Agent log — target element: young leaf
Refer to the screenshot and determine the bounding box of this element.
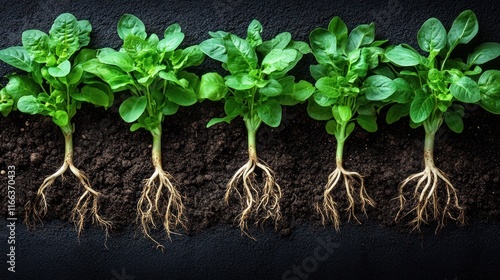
[259,79,283,97]
[256,100,282,128]
[165,87,197,106]
[410,90,434,123]
[119,95,147,123]
[328,16,348,48]
[450,76,480,103]
[338,105,352,122]
[49,13,80,60]
[362,75,396,100]
[447,10,478,48]
[310,28,337,64]
[467,42,500,65]
[48,60,71,77]
[247,19,263,47]
[307,98,333,120]
[71,85,110,107]
[261,49,298,74]
[257,32,291,54]
[357,114,377,132]
[118,14,147,40]
[385,45,422,66]
[97,51,134,72]
[225,34,258,74]
[346,23,375,53]
[17,95,42,114]
[22,30,50,63]
[417,18,447,53]
[199,72,227,101]
[0,46,34,72]
[444,110,464,133]
[199,38,227,63]
[51,110,69,127]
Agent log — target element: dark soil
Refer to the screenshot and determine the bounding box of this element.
[1,98,499,238]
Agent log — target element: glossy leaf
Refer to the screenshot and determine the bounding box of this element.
[0,46,34,72]
[385,45,422,66]
[257,99,282,127]
[447,10,478,48]
[119,95,147,123]
[362,75,396,100]
[199,72,227,101]
[417,18,447,53]
[467,42,500,65]
[117,14,147,40]
[450,76,480,103]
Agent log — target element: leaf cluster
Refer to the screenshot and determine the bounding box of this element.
[82,14,204,132]
[198,20,315,129]
[385,10,500,133]
[306,16,396,139]
[0,13,112,127]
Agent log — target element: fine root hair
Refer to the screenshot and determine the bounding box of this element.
[137,167,185,249]
[225,157,282,237]
[316,165,375,230]
[396,164,464,231]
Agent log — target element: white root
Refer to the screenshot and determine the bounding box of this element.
[396,164,464,231]
[137,166,185,249]
[28,160,110,236]
[317,164,375,230]
[225,157,282,236]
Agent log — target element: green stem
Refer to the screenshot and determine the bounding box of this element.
[245,118,260,161]
[422,116,442,167]
[335,122,347,167]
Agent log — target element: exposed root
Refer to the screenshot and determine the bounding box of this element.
[69,164,111,236]
[137,166,185,249]
[396,164,464,231]
[31,162,69,220]
[316,165,375,230]
[27,161,110,236]
[225,157,282,236]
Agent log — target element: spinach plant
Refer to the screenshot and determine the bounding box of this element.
[0,13,112,234]
[199,20,314,233]
[384,10,500,229]
[307,17,396,229]
[82,14,204,247]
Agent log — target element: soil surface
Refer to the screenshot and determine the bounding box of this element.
[0,0,499,240]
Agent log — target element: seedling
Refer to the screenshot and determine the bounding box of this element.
[307,16,396,229]
[0,13,113,234]
[83,14,204,247]
[385,10,500,230]
[199,20,314,234]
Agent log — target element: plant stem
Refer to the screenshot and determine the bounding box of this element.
[335,122,347,167]
[245,118,261,161]
[422,116,442,166]
[61,124,74,164]
[151,125,163,168]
